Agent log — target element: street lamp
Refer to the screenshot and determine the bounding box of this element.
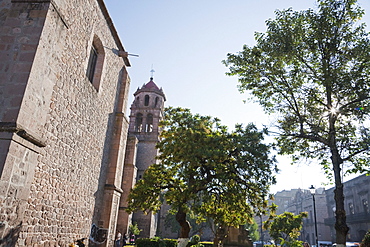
[309,185,319,247]
[259,213,264,247]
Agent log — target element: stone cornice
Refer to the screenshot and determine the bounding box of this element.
[104,183,123,194]
[0,122,46,147]
[96,0,131,67]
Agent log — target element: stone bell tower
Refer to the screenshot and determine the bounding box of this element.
[117,77,166,238]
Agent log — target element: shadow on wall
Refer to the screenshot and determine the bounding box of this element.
[90,67,128,242]
[0,222,22,246]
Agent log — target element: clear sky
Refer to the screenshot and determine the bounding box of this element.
[105,0,370,193]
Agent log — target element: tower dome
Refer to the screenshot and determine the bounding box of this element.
[133,77,166,101]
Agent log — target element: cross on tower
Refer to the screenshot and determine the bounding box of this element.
[150,65,155,80]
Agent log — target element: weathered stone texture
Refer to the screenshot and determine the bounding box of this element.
[0,1,49,124]
[135,141,158,179]
[0,133,40,246]
[116,136,137,235]
[0,0,130,246]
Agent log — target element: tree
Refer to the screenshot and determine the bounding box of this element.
[126,107,277,247]
[223,0,370,245]
[265,212,307,247]
[163,210,209,236]
[245,218,260,242]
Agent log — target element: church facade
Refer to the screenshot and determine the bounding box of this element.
[0,0,131,246]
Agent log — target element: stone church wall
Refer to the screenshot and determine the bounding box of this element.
[0,0,130,246]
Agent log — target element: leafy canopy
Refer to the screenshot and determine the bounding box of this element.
[223,0,370,175]
[223,0,370,244]
[127,107,277,229]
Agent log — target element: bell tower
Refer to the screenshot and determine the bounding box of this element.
[117,77,166,238]
[129,77,165,164]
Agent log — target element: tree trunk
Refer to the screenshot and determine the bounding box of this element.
[334,183,348,246]
[213,225,227,247]
[175,207,190,238]
[331,144,349,246]
[327,103,349,246]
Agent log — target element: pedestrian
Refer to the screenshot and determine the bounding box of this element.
[130,234,135,244]
[122,233,127,246]
[115,231,122,247]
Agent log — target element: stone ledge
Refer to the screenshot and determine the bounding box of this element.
[0,122,46,147]
[104,183,123,194]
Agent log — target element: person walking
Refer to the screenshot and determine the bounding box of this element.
[122,233,127,246]
[115,231,122,247]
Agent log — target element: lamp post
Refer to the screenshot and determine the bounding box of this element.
[309,185,319,247]
[259,213,264,247]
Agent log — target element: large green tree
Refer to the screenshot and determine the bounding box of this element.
[126,107,277,246]
[223,0,370,245]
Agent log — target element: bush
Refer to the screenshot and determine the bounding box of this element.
[361,230,370,247]
[199,242,213,247]
[135,238,177,247]
[163,239,177,247]
[136,238,158,247]
[187,235,203,247]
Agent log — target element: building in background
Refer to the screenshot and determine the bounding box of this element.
[0,0,131,246]
[261,174,370,246]
[325,174,370,243]
[263,189,331,245]
[284,188,331,245]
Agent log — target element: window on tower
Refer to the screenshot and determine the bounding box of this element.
[154,97,159,107]
[144,95,150,106]
[135,113,143,132]
[145,114,153,132]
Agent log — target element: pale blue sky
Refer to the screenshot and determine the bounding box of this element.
[105,0,370,193]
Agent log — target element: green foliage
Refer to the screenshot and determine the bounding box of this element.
[265,212,307,247]
[135,238,177,247]
[224,0,370,176]
[127,107,277,236]
[129,223,142,236]
[187,235,204,247]
[224,0,370,244]
[246,218,260,242]
[163,239,178,247]
[135,238,158,247]
[200,242,213,247]
[361,230,370,247]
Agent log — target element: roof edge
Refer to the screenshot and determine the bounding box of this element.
[97,0,131,67]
